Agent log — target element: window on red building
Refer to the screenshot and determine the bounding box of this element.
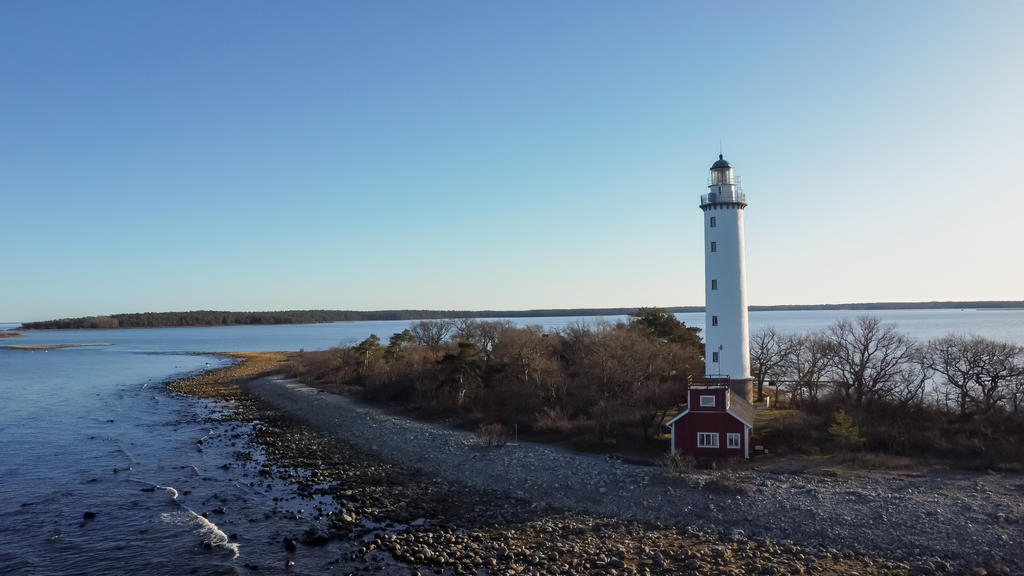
[727,433,741,448]
[697,432,719,448]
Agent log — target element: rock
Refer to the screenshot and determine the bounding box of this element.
[284,538,297,552]
[82,511,96,520]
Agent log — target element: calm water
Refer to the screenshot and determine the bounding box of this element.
[1,308,1022,575]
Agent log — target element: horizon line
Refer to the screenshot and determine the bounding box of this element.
[8,299,1024,325]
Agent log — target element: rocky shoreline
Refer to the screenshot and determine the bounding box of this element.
[169,356,1021,575]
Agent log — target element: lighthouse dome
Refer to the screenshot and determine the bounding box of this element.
[711,154,732,170]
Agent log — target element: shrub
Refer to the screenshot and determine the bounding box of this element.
[658,453,696,475]
[475,423,508,447]
[828,409,865,453]
[535,407,574,433]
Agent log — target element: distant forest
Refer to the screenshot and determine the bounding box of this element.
[17,300,1024,330]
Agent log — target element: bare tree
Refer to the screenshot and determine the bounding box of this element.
[924,335,1023,417]
[750,327,801,402]
[451,317,478,343]
[452,319,514,360]
[489,326,555,395]
[409,319,454,349]
[573,323,685,441]
[783,333,830,407]
[890,349,929,410]
[924,334,985,416]
[976,340,1023,415]
[1009,373,1024,417]
[823,316,916,408]
[560,319,601,366]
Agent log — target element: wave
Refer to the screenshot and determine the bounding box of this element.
[136,480,180,500]
[144,482,236,558]
[157,485,178,500]
[160,510,239,559]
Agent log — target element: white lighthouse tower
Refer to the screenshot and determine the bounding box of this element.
[701,154,752,402]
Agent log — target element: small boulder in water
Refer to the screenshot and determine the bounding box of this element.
[283,537,297,552]
[83,511,96,520]
[301,528,330,546]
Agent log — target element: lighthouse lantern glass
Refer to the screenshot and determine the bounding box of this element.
[711,167,733,186]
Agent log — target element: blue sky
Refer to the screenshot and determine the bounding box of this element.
[2,1,1022,322]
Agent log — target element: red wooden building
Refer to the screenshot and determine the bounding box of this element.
[666,378,755,459]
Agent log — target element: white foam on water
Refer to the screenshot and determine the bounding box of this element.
[160,510,239,559]
[157,485,178,499]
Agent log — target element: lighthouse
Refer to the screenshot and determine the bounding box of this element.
[701,154,752,402]
[665,154,755,458]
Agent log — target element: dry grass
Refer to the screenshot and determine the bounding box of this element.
[754,407,806,429]
[166,351,292,398]
[0,332,22,338]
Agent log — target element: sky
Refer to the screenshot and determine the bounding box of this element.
[2,1,1022,322]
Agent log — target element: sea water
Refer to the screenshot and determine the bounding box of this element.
[0,346,350,575]
[1,309,1022,574]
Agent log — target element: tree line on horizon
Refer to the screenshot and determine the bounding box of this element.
[19,309,649,329]
[17,300,1024,330]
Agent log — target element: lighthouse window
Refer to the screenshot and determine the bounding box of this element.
[710,217,717,228]
[727,433,741,449]
[697,432,719,448]
[711,279,718,290]
[700,395,716,407]
[712,351,719,362]
[710,241,717,252]
[712,315,718,326]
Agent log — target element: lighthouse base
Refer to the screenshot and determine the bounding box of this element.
[731,378,753,404]
[702,376,753,404]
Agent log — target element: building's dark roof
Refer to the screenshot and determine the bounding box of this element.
[711,154,732,170]
[728,391,756,427]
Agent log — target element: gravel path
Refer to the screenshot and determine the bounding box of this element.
[245,376,1023,571]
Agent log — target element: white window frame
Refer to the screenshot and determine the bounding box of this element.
[699,395,716,407]
[697,432,719,448]
[727,433,741,449]
[712,351,719,362]
[710,216,717,228]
